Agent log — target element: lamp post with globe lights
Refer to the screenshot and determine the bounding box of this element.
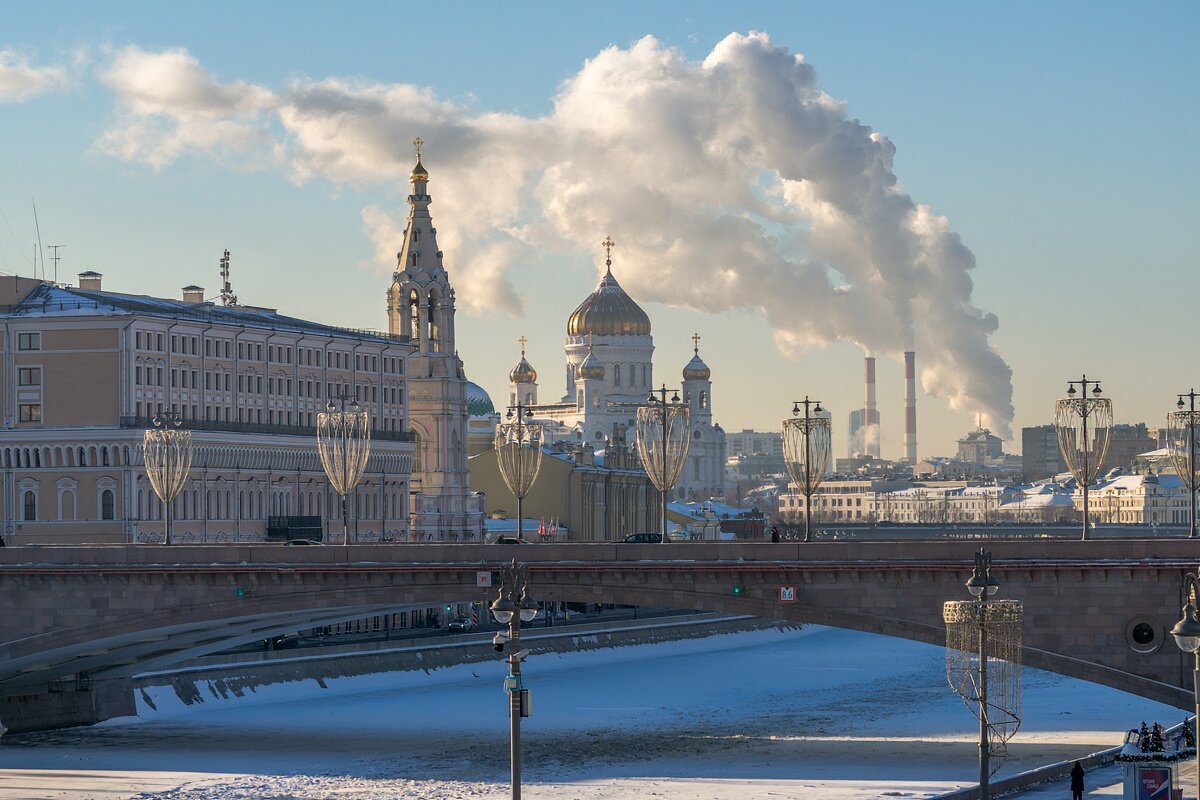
[143,411,193,545]
[316,392,371,545]
[944,548,1023,800]
[782,397,832,542]
[1054,376,1112,540]
[491,560,539,800]
[636,384,690,544]
[1169,389,1200,539]
[1172,571,1200,792]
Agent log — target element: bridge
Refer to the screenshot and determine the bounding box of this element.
[1,539,1197,732]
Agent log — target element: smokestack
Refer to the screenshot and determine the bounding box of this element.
[904,351,917,464]
[864,355,879,457]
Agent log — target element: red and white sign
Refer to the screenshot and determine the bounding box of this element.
[779,586,796,603]
[476,571,493,588]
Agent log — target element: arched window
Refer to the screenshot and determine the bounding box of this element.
[408,290,420,340]
[413,229,420,242]
[410,252,418,267]
[23,491,36,521]
[614,364,621,387]
[101,490,115,520]
[700,390,708,410]
[427,293,439,348]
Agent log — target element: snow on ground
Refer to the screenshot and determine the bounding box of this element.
[0,627,1186,800]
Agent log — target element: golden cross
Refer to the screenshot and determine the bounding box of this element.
[413,137,424,160]
[602,235,615,265]
[518,335,527,355]
[692,332,701,354]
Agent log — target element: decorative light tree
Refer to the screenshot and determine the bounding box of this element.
[1054,376,1112,540]
[636,385,691,544]
[495,403,544,541]
[782,397,831,542]
[944,548,1023,800]
[143,411,193,545]
[1168,389,1200,539]
[316,393,371,545]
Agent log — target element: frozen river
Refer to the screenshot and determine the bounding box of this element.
[0,626,1184,799]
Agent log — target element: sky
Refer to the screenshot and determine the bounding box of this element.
[0,2,1196,459]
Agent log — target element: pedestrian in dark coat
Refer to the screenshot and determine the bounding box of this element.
[770,526,781,543]
[1070,761,1084,800]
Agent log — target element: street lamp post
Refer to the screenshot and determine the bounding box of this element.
[1169,390,1200,539]
[636,385,691,544]
[491,560,539,800]
[1171,571,1200,794]
[495,403,544,541]
[143,411,193,545]
[944,548,1023,799]
[1054,376,1113,540]
[316,392,371,545]
[782,397,832,542]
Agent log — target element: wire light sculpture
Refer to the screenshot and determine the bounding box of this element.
[782,397,832,542]
[1168,390,1200,539]
[1054,375,1112,540]
[636,385,691,544]
[944,548,1023,798]
[317,394,371,545]
[143,411,193,546]
[495,404,544,541]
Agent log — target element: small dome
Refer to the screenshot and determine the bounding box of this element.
[579,349,606,380]
[567,267,651,337]
[683,353,710,381]
[509,355,537,384]
[466,381,495,417]
[410,159,429,182]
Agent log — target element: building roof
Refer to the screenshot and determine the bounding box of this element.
[566,267,651,337]
[3,282,408,344]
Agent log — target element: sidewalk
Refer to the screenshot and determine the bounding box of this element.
[1010,759,1197,799]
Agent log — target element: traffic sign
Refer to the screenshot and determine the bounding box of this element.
[779,586,796,603]
[477,571,493,587]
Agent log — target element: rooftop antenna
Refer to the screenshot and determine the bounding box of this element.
[32,199,44,280]
[48,244,64,284]
[219,249,238,306]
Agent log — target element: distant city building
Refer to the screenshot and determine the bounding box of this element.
[956,426,1004,464]
[1102,423,1156,475]
[1079,472,1188,526]
[1022,424,1066,482]
[727,429,782,459]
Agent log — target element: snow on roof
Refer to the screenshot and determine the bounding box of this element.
[5,283,406,344]
[667,499,758,519]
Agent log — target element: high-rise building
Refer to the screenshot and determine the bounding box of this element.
[1021,424,1065,482]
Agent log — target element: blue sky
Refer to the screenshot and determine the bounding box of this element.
[1,2,1197,459]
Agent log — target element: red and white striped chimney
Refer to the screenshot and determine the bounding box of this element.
[864,355,879,457]
[903,351,917,464]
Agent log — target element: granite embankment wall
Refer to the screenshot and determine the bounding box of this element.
[134,615,790,711]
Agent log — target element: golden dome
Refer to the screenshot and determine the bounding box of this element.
[579,348,606,380]
[683,353,711,381]
[567,267,651,337]
[410,159,429,182]
[509,354,537,384]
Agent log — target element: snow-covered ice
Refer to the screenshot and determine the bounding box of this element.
[0,626,1186,799]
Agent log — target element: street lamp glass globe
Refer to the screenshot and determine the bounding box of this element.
[491,595,517,624]
[1171,605,1200,654]
[519,594,539,622]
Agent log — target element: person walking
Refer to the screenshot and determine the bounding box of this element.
[770,526,781,543]
[1070,761,1085,800]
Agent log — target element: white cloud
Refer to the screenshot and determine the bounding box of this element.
[0,50,70,102]
[93,32,1014,435]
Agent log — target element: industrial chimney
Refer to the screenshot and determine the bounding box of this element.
[864,355,880,457]
[903,351,917,464]
[77,271,102,291]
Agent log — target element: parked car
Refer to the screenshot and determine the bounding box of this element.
[448,616,476,632]
[490,536,532,545]
[617,532,668,544]
[283,538,323,546]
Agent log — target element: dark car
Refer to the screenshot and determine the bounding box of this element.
[617,532,667,544]
[491,536,532,545]
[283,538,323,546]
[447,616,476,632]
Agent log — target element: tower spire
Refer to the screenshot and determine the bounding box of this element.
[519,335,528,357]
[692,332,701,355]
[602,235,615,272]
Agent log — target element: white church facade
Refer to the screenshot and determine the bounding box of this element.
[505,240,726,501]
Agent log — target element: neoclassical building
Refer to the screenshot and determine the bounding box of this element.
[504,242,726,501]
[0,275,415,544]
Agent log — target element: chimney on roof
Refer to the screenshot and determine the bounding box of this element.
[182,285,205,304]
[78,271,102,291]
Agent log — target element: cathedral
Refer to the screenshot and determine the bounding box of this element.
[385,141,485,540]
[506,239,726,501]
